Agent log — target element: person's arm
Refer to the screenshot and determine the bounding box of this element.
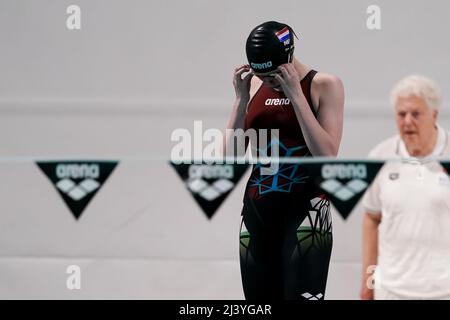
[275,64,344,156]
[223,66,260,158]
[360,211,382,300]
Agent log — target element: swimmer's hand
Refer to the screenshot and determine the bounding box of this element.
[233,65,254,101]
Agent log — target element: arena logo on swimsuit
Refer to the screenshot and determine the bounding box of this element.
[250,61,272,70]
[265,98,291,106]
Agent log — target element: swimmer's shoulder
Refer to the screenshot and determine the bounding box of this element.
[311,72,344,93]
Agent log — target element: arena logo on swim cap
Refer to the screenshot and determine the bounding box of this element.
[251,61,272,70]
[36,161,118,220]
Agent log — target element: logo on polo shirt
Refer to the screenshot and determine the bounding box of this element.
[170,162,249,219]
[36,161,118,220]
[389,172,399,180]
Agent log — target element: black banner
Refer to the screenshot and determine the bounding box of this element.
[301,160,385,219]
[36,160,118,220]
[170,161,249,219]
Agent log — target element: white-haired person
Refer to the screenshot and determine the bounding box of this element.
[360,75,450,300]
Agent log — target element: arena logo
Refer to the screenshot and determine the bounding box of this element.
[306,161,384,220]
[265,98,291,106]
[301,292,323,300]
[320,164,368,201]
[187,165,234,201]
[170,162,249,219]
[55,164,100,201]
[250,61,272,70]
[36,161,118,220]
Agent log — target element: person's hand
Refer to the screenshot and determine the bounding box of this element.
[233,65,253,101]
[274,63,303,102]
[360,284,374,300]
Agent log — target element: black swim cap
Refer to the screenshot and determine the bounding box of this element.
[246,21,295,74]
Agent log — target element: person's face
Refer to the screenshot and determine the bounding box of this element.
[395,95,438,151]
[253,70,282,90]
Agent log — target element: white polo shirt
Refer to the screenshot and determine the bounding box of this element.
[362,125,450,298]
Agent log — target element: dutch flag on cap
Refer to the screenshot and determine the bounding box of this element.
[275,27,290,42]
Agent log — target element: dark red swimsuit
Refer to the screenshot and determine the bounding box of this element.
[239,70,333,300]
